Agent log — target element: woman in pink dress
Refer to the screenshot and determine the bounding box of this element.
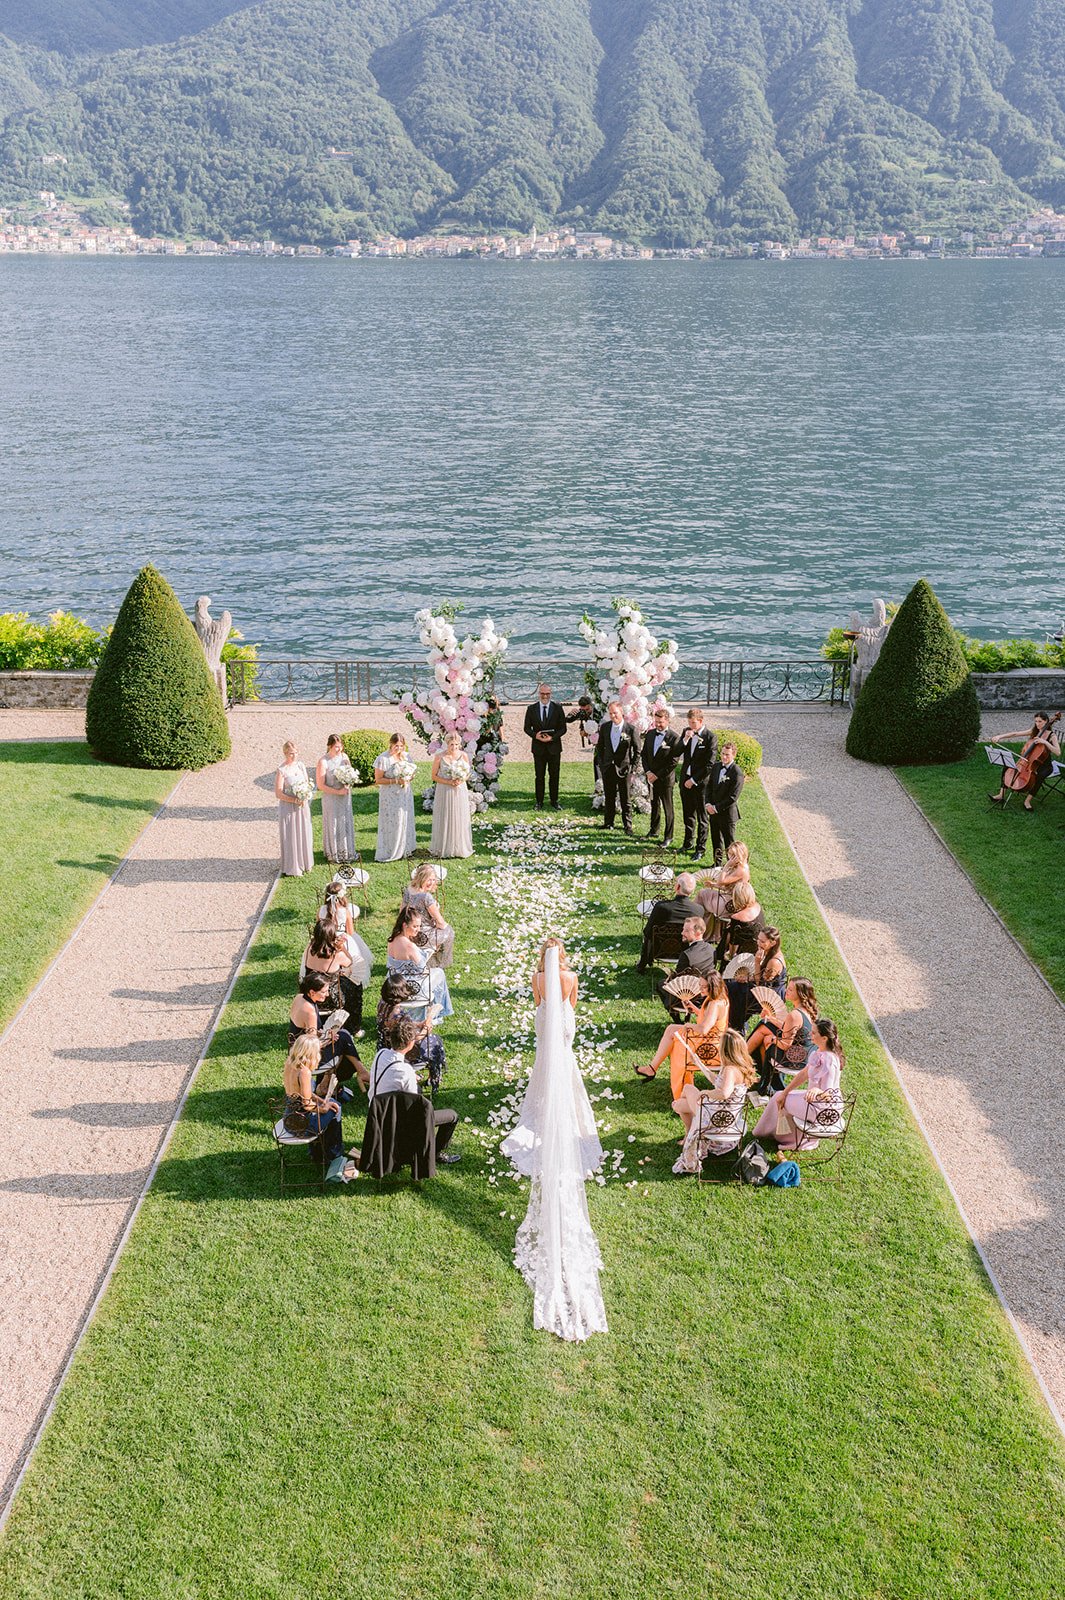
[753,1018,845,1150]
[275,740,314,877]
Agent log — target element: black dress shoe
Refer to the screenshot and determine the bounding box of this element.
[550,803,561,810]
[624,826,634,836]
[438,1150,462,1165]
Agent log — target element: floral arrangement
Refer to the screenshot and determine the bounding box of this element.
[396,603,509,813]
[289,775,314,805]
[384,755,418,784]
[577,599,680,812]
[333,756,360,788]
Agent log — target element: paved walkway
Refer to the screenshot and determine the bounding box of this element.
[1,700,1060,1512]
[751,707,1065,1424]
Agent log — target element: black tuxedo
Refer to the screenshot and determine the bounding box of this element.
[637,893,703,972]
[641,726,681,841]
[524,699,567,807]
[596,718,639,830]
[705,759,744,862]
[677,726,717,856]
[657,936,717,1020]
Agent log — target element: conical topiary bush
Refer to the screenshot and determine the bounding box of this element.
[86,565,231,769]
[846,578,980,765]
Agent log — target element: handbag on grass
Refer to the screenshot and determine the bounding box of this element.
[737,1140,770,1185]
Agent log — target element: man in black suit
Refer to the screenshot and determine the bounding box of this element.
[523,682,567,810]
[596,700,639,833]
[705,740,745,864]
[636,873,702,972]
[656,914,717,1020]
[640,704,681,842]
[677,708,717,859]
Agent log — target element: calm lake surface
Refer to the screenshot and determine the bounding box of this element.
[2,257,1063,661]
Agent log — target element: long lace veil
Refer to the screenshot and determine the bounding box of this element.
[513,946,608,1342]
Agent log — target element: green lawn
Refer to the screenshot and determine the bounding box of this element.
[2,763,1063,1600]
[896,749,1065,1000]
[0,740,176,1029]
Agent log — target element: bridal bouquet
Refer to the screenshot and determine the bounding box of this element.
[333,758,360,788]
[289,776,313,805]
[387,756,418,784]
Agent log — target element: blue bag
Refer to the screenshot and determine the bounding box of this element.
[767,1160,800,1187]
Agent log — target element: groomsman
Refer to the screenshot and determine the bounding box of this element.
[705,740,745,864]
[523,682,567,810]
[677,708,717,859]
[641,704,681,842]
[596,700,639,833]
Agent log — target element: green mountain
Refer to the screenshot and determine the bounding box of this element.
[1,0,1064,243]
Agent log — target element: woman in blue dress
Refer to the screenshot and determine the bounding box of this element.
[385,905,453,1020]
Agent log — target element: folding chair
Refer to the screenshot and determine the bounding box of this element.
[788,1093,856,1183]
[268,1097,327,1195]
[694,1094,750,1185]
[647,923,685,992]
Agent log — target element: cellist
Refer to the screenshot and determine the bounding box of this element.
[988,711,1062,812]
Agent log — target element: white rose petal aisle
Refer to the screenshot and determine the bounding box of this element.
[396,602,509,814]
[578,598,680,812]
[455,817,653,1216]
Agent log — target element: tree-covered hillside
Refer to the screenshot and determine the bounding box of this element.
[1,0,1063,243]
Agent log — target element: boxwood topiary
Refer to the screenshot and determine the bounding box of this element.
[846,578,980,765]
[340,729,393,784]
[712,729,762,775]
[86,565,231,770]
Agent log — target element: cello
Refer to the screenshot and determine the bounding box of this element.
[999,712,1062,797]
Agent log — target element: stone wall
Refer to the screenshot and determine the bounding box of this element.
[0,671,95,709]
[972,669,1065,711]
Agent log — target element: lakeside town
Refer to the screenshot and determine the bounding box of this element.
[2,193,1065,261]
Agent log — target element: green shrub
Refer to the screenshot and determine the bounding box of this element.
[86,565,231,770]
[712,729,762,775]
[221,630,260,700]
[340,729,392,785]
[846,578,980,765]
[960,636,1064,673]
[0,610,109,670]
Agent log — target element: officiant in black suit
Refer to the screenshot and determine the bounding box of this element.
[677,708,717,859]
[523,682,567,809]
[705,740,745,864]
[640,704,681,842]
[596,701,639,833]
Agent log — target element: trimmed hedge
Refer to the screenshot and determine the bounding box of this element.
[846,578,980,765]
[712,728,762,775]
[86,565,231,770]
[340,729,392,785]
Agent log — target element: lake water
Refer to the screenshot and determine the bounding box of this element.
[2,257,1063,662]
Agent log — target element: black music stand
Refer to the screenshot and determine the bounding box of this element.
[985,745,1019,807]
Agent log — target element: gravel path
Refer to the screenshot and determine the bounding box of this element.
[2,699,1059,1512]
[751,707,1065,1425]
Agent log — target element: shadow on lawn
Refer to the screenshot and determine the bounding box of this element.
[69,789,167,815]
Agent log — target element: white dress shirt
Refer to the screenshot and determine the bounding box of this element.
[369,1048,419,1100]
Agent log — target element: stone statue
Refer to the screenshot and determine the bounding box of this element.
[850,599,890,701]
[193,595,232,704]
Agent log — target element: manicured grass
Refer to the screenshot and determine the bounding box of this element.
[0,740,175,1029]
[897,750,1065,999]
[2,764,1063,1599]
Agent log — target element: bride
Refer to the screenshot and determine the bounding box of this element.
[501,938,607,1342]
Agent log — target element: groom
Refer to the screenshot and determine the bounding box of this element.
[524,682,567,810]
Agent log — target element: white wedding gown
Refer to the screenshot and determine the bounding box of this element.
[501,949,607,1342]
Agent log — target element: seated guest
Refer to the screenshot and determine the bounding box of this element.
[301,918,363,1035]
[386,906,454,1019]
[402,863,455,969]
[289,972,368,1091]
[636,872,703,973]
[376,972,447,1094]
[658,915,717,1021]
[636,971,729,1097]
[695,841,751,937]
[321,876,374,988]
[726,925,787,1030]
[366,1015,460,1165]
[282,1035,354,1181]
[715,880,766,968]
[672,1029,758,1173]
[747,977,818,1098]
[753,1017,845,1149]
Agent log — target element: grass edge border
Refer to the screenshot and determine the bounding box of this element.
[891,766,1065,1013]
[0,867,282,1531]
[759,775,1065,1439]
[0,768,189,1051]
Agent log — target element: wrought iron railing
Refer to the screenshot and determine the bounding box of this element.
[227,656,849,707]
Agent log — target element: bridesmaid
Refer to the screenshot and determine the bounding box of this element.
[373,732,417,862]
[430,732,474,860]
[317,733,355,863]
[275,740,313,877]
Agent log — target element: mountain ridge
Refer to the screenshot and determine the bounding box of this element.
[1,0,1063,244]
